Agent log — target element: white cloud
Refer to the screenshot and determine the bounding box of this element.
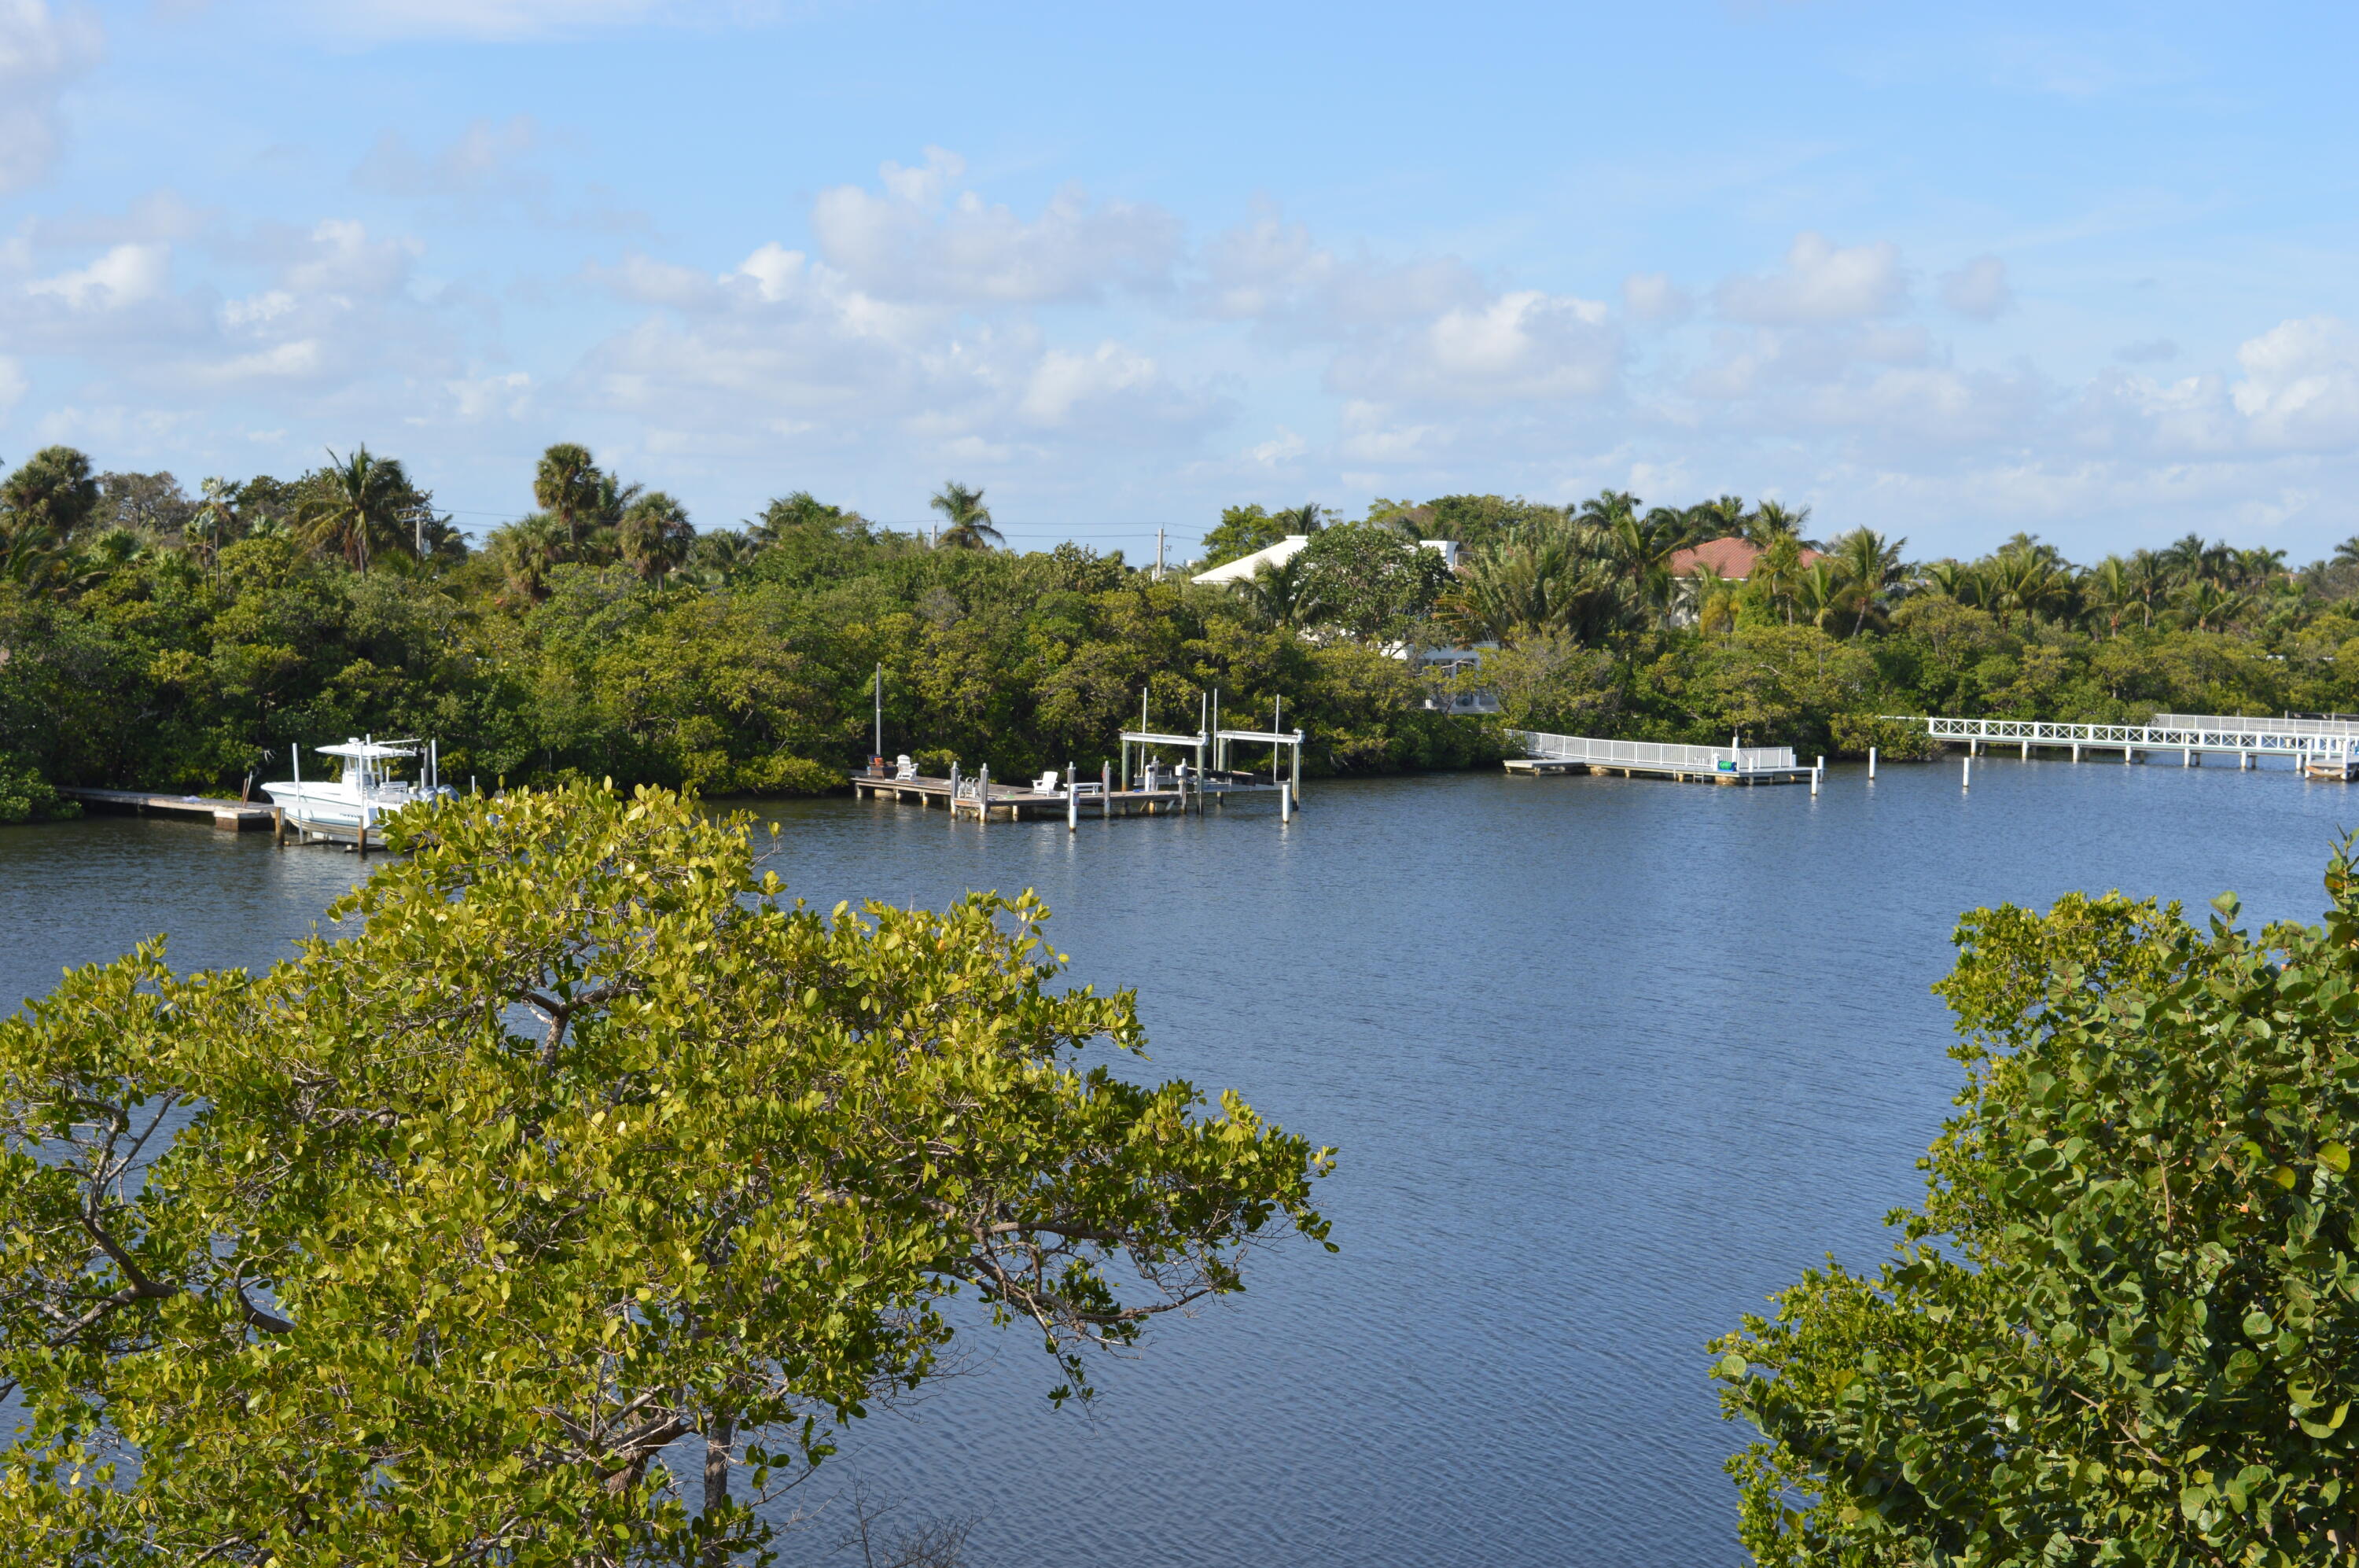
[1938,254,2011,319]
[1623,271,1691,323]
[0,0,101,195]
[443,370,533,420]
[278,218,421,296]
[1249,427,1306,466]
[1332,289,1618,405]
[810,149,1181,305]
[24,241,169,311]
[1717,233,1906,324]
[2232,315,2359,448]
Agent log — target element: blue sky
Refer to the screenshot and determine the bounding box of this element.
[3,1,2357,561]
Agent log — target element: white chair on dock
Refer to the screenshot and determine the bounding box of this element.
[893,754,917,780]
[1032,769,1060,793]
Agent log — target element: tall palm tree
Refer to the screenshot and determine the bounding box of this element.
[1746,499,1814,547]
[1688,494,1751,541]
[1273,502,1326,534]
[929,482,1002,550]
[1794,558,1847,630]
[533,443,604,554]
[300,445,410,576]
[1750,534,1807,623]
[615,492,694,581]
[2081,555,2142,637]
[1826,527,1908,636]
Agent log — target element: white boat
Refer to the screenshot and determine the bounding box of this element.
[263,736,454,838]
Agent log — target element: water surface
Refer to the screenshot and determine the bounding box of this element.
[2,756,2350,1566]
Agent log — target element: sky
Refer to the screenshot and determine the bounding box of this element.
[2,1,2357,561]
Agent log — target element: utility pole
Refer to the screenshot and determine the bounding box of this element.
[1156,527,1165,580]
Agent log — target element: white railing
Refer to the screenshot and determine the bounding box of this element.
[2151,712,2359,738]
[1907,716,2358,756]
[1507,730,1799,773]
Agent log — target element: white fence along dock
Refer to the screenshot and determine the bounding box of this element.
[1907,713,2359,768]
[1503,731,1813,786]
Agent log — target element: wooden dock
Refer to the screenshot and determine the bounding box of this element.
[849,771,1290,821]
[59,786,278,830]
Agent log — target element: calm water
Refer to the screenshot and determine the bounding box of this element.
[3,758,2353,1566]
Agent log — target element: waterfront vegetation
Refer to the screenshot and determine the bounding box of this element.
[1716,846,2359,1566]
[0,782,1331,1562]
[6,441,2359,816]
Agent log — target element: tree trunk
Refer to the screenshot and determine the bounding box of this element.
[704,1413,734,1515]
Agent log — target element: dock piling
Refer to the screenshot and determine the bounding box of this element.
[1963,755,1971,790]
[1868,745,1877,780]
[272,807,285,848]
[1280,782,1292,823]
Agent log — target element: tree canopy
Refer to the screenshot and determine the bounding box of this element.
[0,781,1333,1564]
[1715,844,2359,1566]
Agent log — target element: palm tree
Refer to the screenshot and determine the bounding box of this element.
[615,492,694,581]
[2169,577,2251,632]
[300,445,411,576]
[1273,502,1326,534]
[929,482,1002,550]
[1434,525,1642,646]
[2081,555,2142,637]
[533,443,604,555]
[1688,494,1750,541]
[1825,527,1908,635]
[486,513,569,605]
[1237,554,1308,629]
[1750,535,1807,623]
[1746,499,1815,547]
[1794,558,1847,630]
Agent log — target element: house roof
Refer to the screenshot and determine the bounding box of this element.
[1191,535,1313,586]
[1666,536,1823,580]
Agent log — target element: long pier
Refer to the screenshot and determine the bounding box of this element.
[1908,715,2359,767]
[59,786,278,830]
[1503,731,1816,786]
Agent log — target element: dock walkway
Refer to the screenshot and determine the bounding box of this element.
[1909,714,2359,765]
[60,786,277,830]
[1503,731,1815,786]
[849,771,1288,821]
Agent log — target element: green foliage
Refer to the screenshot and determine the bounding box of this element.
[1296,522,1453,645]
[0,751,78,823]
[1715,845,2359,1566]
[0,782,1333,1563]
[1200,504,1292,569]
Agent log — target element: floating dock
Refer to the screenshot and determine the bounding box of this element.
[58,786,278,830]
[849,770,1293,822]
[1503,731,1816,786]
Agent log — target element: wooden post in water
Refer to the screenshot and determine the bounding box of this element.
[1067,775,1078,832]
[1290,729,1303,804]
[948,761,959,815]
[977,764,990,823]
[1962,754,1971,790]
[358,810,370,860]
[1868,745,1878,780]
[1102,761,1111,820]
[1280,782,1292,823]
[272,807,285,848]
